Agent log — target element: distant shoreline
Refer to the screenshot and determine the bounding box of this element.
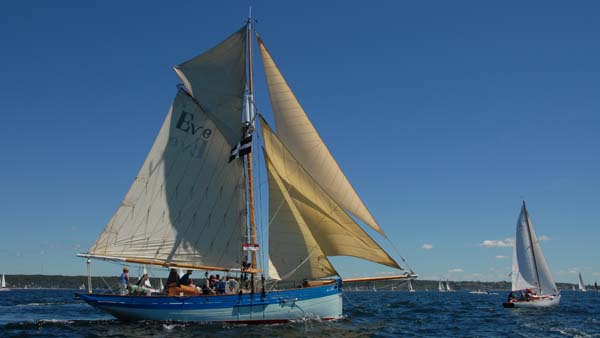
[0,274,585,291]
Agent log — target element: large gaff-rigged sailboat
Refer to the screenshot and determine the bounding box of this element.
[76,19,415,323]
[503,202,560,308]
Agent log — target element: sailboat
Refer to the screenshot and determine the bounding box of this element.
[408,279,415,293]
[577,272,587,292]
[438,280,447,292]
[503,202,560,308]
[0,274,9,291]
[76,16,416,323]
[445,279,453,292]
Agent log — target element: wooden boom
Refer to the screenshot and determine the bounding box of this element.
[342,274,417,284]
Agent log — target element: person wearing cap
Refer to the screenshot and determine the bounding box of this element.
[119,267,130,295]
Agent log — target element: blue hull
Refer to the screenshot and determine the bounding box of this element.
[78,281,343,323]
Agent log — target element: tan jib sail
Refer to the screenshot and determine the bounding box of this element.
[267,159,337,279]
[261,117,400,280]
[174,27,247,146]
[257,37,384,236]
[87,89,246,270]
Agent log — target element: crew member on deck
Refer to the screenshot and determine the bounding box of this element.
[119,267,130,295]
[179,270,194,286]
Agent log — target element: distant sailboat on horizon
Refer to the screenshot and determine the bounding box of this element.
[445,279,454,292]
[408,279,415,293]
[438,280,447,292]
[0,274,9,291]
[578,272,587,292]
[503,201,560,308]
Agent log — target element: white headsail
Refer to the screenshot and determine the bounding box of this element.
[511,202,557,295]
[578,272,587,291]
[257,37,384,236]
[86,29,248,270]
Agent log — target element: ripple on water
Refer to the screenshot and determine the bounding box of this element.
[1,290,599,337]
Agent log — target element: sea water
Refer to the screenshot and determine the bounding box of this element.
[1,289,598,337]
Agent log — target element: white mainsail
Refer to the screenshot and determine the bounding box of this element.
[511,202,558,295]
[1,274,5,288]
[446,280,453,292]
[578,272,587,292]
[261,118,400,280]
[438,280,446,292]
[86,29,248,270]
[257,37,384,236]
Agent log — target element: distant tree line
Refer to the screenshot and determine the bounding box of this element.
[2,275,581,291]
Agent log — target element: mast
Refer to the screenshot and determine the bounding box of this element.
[523,201,542,294]
[244,9,258,270]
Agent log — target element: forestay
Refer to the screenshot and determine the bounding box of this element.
[257,37,384,236]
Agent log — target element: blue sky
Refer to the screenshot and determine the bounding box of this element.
[0,1,598,284]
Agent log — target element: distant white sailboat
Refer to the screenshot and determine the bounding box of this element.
[503,202,560,308]
[446,279,453,292]
[408,279,415,293]
[578,272,587,292]
[0,274,9,291]
[438,280,447,292]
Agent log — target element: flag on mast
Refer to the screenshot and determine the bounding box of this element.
[229,135,252,162]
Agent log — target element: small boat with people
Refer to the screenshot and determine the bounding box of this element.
[502,201,560,308]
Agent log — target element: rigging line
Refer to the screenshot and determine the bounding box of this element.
[384,237,413,273]
[267,248,317,293]
[280,249,315,280]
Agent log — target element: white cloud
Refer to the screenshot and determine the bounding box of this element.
[422,244,433,250]
[480,238,514,248]
[538,235,551,241]
[495,255,508,259]
[448,268,464,273]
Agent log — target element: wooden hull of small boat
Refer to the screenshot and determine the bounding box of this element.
[77,281,342,323]
[503,294,561,308]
